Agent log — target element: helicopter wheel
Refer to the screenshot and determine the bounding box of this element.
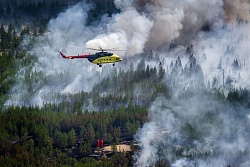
[99,64,102,67]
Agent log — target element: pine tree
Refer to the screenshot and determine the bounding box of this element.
[158,61,165,81]
[87,123,95,142]
[68,128,76,147]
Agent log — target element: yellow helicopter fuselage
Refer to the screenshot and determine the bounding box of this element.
[92,54,122,65]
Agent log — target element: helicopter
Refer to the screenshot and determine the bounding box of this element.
[59,48,123,67]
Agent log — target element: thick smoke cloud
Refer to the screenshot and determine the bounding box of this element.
[86,7,153,56]
[224,0,250,22]
[113,0,224,49]
[86,0,224,54]
[133,0,223,48]
[87,0,250,54]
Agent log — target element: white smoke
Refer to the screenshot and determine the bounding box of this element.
[86,7,153,56]
[87,0,224,52]
[130,0,224,48]
[193,23,250,89]
[135,94,250,166]
[5,2,112,107]
[131,1,250,165]
[85,0,250,57]
[134,122,158,165]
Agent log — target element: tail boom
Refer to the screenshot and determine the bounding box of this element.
[59,52,90,59]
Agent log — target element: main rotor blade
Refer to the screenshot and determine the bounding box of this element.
[86,47,102,51]
[86,47,126,52]
[106,48,126,51]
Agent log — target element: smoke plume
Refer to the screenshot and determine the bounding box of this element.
[86,7,153,56]
[129,0,250,166]
[135,94,250,166]
[224,0,250,22]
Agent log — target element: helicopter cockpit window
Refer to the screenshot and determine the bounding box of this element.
[116,58,119,60]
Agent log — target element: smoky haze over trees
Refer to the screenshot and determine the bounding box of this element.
[1,0,250,166]
[0,0,117,23]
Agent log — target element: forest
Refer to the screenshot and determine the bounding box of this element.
[0,21,164,166]
[1,1,250,167]
[0,0,117,23]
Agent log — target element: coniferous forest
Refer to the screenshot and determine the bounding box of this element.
[1,1,250,167]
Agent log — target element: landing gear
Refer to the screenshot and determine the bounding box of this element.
[97,63,102,67]
[113,63,115,66]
